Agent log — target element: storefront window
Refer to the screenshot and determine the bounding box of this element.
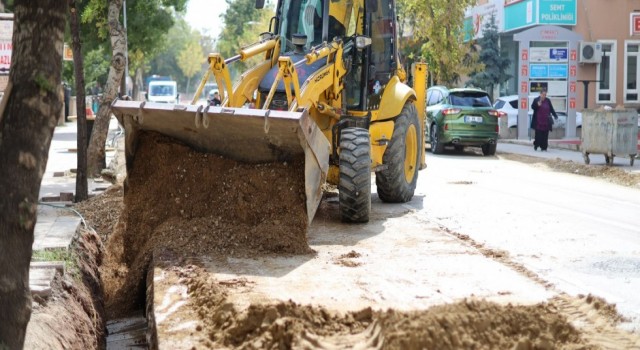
[625,42,640,103]
[596,41,615,104]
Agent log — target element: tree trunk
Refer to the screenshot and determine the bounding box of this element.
[186,76,191,100]
[87,0,126,177]
[0,1,67,348]
[70,0,88,202]
[132,67,143,101]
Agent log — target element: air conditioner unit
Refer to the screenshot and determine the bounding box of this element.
[579,42,602,64]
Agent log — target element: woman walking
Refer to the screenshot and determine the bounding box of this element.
[530,89,558,151]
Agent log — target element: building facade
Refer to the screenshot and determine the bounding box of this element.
[465,0,640,136]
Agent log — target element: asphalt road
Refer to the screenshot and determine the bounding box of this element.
[417,146,640,332]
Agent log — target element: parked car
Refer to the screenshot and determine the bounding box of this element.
[493,94,582,130]
[426,86,500,156]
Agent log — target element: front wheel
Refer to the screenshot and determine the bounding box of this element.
[376,103,421,203]
[339,127,371,223]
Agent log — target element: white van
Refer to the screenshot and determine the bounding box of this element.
[147,80,179,104]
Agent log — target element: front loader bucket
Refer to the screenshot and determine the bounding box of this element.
[111,100,330,224]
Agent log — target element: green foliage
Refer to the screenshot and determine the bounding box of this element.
[467,13,511,99]
[63,0,188,91]
[177,38,205,94]
[397,0,478,85]
[217,0,274,78]
[148,16,207,91]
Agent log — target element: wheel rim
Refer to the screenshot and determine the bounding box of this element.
[404,124,418,183]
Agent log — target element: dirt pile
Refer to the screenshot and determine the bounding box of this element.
[175,264,589,350]
[74,185,124,242]
[102,131,310,317]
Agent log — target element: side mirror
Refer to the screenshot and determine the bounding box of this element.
[255,0,265,9]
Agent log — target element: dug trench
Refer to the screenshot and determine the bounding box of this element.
[61,131,639,349]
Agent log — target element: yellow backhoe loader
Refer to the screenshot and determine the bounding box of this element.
[112,0,427,223]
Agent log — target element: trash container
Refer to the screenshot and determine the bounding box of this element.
[581,108,638,166]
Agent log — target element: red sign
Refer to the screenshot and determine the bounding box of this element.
[521,65,528,77]
[569,65,577,77]
[569,82,576,93]
[570,49,577,61]
[520,82,528,93]
[521,49,528,61]
[520,98,528,109]
[569,98,576,109]
[632,13,640,35]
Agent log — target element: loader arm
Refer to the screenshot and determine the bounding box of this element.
[191,36,280,107]
[262,40,346,114]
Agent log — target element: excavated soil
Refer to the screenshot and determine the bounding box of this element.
[175,264,590,350]
[101,131,310,317]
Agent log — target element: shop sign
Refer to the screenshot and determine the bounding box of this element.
[538,0,576,26]
[0,18,12,72]
[504,0,535,31]
[548,64,568,78]
[504,0,576,31]
[529,47,568,62]
[63,44,73,61]
[530,64,548,78]
[529,63,567,79]
[631,13,640,36]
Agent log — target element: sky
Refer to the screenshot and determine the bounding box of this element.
[184,0,229,39]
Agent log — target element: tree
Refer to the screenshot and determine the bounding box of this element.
[467,13,511,100]
[85,0,126,177]
[0,1,67,347]
[69,0,89,202]
[217,0,274,78]
[398,0,479,85]
[177,38,204,97]
[79,0,187,176]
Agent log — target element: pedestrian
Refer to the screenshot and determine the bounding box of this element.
[530,89,558,151]
[209,91,221,106]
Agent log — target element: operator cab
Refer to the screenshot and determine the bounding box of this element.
[256,0,398,112]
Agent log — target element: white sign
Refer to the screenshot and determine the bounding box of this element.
[529,47,568,63]
[0,18,13,72]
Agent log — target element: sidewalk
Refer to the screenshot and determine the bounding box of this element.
[498,137,640,173]
[31,117,119,299]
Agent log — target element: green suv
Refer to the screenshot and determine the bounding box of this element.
[426,86,501,156]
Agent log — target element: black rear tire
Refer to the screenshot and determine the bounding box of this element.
[430,125,444,154]
[339,127,371,223]
[482,143,497,156]
[376,103,421,203]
